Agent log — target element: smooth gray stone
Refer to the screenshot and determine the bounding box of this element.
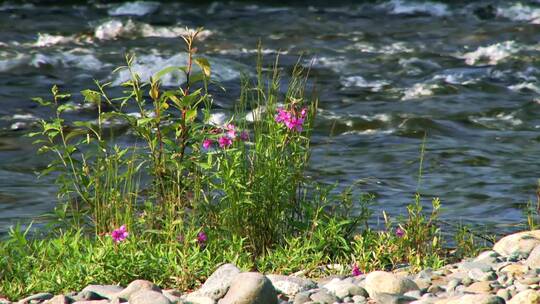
[130,290,171,304]
[81,285,124,300]
[17,293,53,304]
[371,292,416,304]
[218,272,277,304]
[193,264,241,301]
[309,291,338,304]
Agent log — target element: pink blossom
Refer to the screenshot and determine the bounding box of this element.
[275,108,291,123]
[197,231,207,246]
[218,136,232,148]
[395,227,405,238]
[225,123,237,139]
[352,264,362,276]
[111,225,128,243]
[300,107,307,118]
[275,108,305,132]
[202,139,213,150]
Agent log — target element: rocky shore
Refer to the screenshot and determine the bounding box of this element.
[6,230,540,304]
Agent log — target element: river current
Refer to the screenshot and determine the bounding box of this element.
[1,0,539,234]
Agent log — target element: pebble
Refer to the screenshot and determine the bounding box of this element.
[308,290,337,304]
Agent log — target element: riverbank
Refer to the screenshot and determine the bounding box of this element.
[3,229,540,304]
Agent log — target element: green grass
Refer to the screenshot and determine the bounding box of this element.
[0,30,491,300]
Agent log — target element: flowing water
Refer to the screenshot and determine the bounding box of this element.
[1,0,539,234]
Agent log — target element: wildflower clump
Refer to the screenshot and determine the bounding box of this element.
[111,225,128,243]
[275,107,307,132]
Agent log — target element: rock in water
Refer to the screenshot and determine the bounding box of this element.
[218,272,277,304]
[364,271,419,297]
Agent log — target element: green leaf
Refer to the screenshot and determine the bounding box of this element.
[81,89,101,105]
[186,109,197,122]
[194,57,211,78]
[153,66,187,81]
[57,104,76,114]
[137,117,154,127]
[31,97,51,106]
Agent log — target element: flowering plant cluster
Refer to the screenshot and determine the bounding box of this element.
[111,225,128,243]
[202,123,249,149]
[275,107,307,132]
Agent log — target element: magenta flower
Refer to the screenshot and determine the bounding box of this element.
[202,139,213,150]
[240,131,249,141]
[225,123,237,139]
[111,225,128,243]
[275,108,305,132]
[197,231,207,246]
[300,107,307,118]
[218,136,232,148]
[352,264,362,276]
[395,227,405,238]
[275,108,291,123]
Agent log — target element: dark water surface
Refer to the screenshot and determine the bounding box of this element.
[1,0,539,234]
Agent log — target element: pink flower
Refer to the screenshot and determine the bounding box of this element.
[395,227,405,238]
[275,108,305,132]
[197,231,207,246]
[240,131,249,141]
[352,264,362,276]
[218,136,232,148]
[111,225,128,243]
[275,108,291,123]
[225,123,237,139]
[300,107,307,118]
[202,139,213,150]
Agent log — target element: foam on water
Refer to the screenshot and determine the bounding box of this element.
[310,56,348,73]
[34,33,75,47]
[112,53,241,87]
[217,48,288,56]
[2,113,39,131]
[497,3,540,24]
[380,0,450,17]
[401,83,439,100]
[108,1,160,16]
[341,76,390,92]
[95,19,212,40]
[432,68,489,85]
[509,82,540,94]
[469,112,523,129]
[340,129,395,136]
[94,19,137,40]
[461,41,521,65]
[349,42,415,54]
[30,52,103,71]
